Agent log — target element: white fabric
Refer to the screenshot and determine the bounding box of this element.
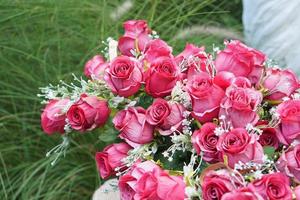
[243,0,300,74]
[92,179,120,200]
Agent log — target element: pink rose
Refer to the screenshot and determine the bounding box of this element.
[84,55,108,79]
[256,121,279,149]
[118,20,151,56]
[119,161,160,200]
[119,161,185,200]
[192,122,222,163]
[217,128,264,168]
[215,40,266,85]
[67,94,110,132]
[294,186,300,200]
[262,68,299,101]
[213,71,235,90]
[202,169,242,200]
[146,98,185,135]
[175,43,208,77]
[113,107,154,147]
[146,98,170,125]
[145,56,179,97]
[277,144,300,181]
[143,39,173,64]
[95,142,131,179]
[249,173,293,200]
[186,72,225,123]
[219,85,262,128]
[258,128,279,149]
[104,56,143,97]
[41,99,70,134]
[221,187,263,200]
[231,77,252,88]
[276,100,300,145]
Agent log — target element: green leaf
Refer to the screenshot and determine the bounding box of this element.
[137,93,153,109]
[98,119,119,142]
[263,146,275,158]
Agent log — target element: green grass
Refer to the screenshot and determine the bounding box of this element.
[0,0,242,199]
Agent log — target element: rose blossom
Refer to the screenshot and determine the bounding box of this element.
[175,43,208,77]
[186,71,225,123]
[143,39,173,64]
[221,187,263,200]
[104,56,143,97]
[202,169,242,200]
[231,77,252,88]
[219,85,263,128]
[215,40,266,85]
[277,144,300,181]
[67,94,110,132]
[262,68,299,101]
[249,172,293,200]
[118,20,151,57]
[213,71,235,90]
[145,56,179,97]
[113,107,154,147]
[217,128,264,168]
[95,142,131,179]
[192,122,221,163]
[119,161,185,200]
[146,98,185,135]
[276,99,300,145]
[41,99,70,134]
[84,55,108,79]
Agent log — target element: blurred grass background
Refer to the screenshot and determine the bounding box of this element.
[0,0,242,199]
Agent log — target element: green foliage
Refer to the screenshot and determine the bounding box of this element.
[263,146,276,159]
[0,0,242,199]
[137,92,154,109]
[98,118,119,143]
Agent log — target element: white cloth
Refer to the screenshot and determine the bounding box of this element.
[243,0,300,74]
[92,179,120,200]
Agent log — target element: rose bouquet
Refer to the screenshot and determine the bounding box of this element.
[39,20,300,200]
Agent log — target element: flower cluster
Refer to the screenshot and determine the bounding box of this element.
[39,20,300,200]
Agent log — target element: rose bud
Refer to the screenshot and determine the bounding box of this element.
[262,68,299,101]
[217,128,264,168]
[219,85,262,128]
[104,56,143,97]
[249,173,293,200]
[95,142,131,179]
[186,71,225,123]
[145,56,179,98]
[201,169,242,200]
[146,98,185,135]
[41,99,70,134]
[84,55,108,80]
[277,144,300,181]
[67,94,110,132]
[113,107,154,147]
[192,122,222,163]
[276,99,300,145]
[215,40,266,85]
[119,161,185,200]
[118,20,151,57]
[221,187,263,200]
[143,39,173,64]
